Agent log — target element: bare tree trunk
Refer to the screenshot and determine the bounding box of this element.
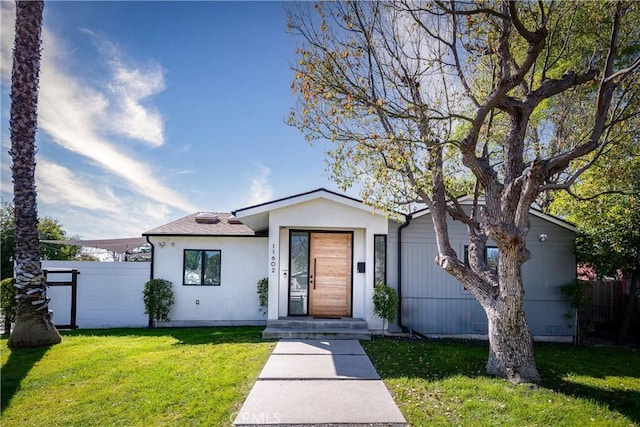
[484,245,540,384]
[7,0,61,349]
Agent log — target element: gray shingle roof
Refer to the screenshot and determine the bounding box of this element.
[143,212,260,236]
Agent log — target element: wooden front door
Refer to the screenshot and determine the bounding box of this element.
[309,232,352,317]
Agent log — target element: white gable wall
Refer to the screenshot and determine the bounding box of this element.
[266,197,388,327]
[148,235,268,325]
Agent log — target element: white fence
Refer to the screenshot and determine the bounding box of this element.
[43,261,151,329]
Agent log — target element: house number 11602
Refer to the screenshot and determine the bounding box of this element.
[271,244,277,273]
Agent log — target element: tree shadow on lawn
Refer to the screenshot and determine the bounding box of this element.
[1,344,50,413]
[544,376,640,424]
[60,326,266,345]
[537,344,640,423]
[363,337,640,424]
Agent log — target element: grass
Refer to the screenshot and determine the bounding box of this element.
[1,327,274,427]
[3,329,638,426]
[362,337,640,426]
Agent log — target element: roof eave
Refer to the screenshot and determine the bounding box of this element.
[142,232,268,238]
[233,188,387,231]
[234,189,356,232]
[410,199,578,233]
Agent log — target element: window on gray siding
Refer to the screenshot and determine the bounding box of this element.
[485,247,499,270]
[184,249,221,285]
[374,234,387,285]
[464,245,499,270]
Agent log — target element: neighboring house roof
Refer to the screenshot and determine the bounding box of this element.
[142,212,262,237]
[411,196,578,233]
[232,188,381,231]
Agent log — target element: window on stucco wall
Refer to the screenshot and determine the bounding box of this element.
[183,249,221,285]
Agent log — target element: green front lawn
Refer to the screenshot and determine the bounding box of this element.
[362,338,639,426]
[2,329,638,426]
[1,327,274,426]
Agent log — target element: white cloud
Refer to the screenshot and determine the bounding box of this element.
[78,27,165,146]
[36,72,195,211]
[139,200,172,224]
[36,159,121,213]
[0,3,198,215]
[0,2,200,238]
[0,180,11,197]
[174,170,195,175]
[1,157,176,239]
[0,2,15,82]
[105,45,165,146]
[41,203,170,239]
[246,164,273,206]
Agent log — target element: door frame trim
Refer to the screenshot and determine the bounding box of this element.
[287,229,354,317]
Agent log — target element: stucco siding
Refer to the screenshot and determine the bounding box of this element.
[266,197,388,327]
[149,235,268,325]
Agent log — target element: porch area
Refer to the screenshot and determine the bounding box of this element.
[262,317,371,340]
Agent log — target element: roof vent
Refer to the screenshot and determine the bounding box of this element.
[227,217,242,224]
[195,212,219,224]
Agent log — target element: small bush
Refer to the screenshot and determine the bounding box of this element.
[372,282,398,333]
[1,278,16,334]
[257,277,268,314]
[560,280,592,311]
[560,280,592,344]
[142,279,174,327]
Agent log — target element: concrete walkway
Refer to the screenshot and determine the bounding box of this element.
[234,339,406,426]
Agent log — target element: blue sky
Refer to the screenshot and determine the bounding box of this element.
[1,1,342,239]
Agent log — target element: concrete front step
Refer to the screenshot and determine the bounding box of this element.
[262,328,371,340]
[262,318,371,340]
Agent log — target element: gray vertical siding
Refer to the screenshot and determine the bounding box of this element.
[388,211,575,339]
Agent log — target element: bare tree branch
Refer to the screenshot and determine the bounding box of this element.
[508,0,540,42]
[545,2,627,177]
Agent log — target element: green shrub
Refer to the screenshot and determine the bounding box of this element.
[1,277,16,334]
[559,280,592,344]
[142,279,174,327]
[372,282,398,334]
[257,277,268,315]
[560,280,592,312]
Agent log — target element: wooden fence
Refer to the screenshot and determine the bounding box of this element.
[578,280,639,344]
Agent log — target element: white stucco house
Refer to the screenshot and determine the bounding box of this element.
[142,188,577,341]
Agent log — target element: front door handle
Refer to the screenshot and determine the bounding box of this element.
[313,258,317,289]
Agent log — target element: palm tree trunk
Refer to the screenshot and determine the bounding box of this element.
[7,0,61,348]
